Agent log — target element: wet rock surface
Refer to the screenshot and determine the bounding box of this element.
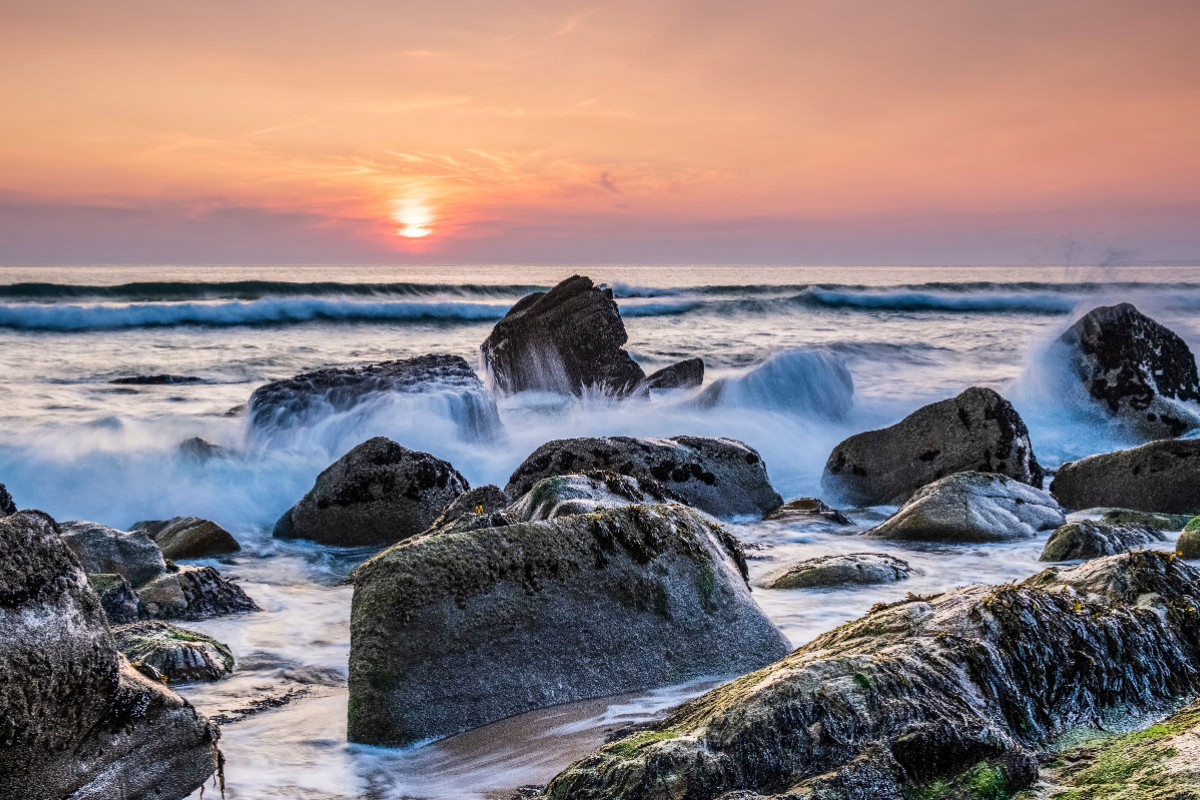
[640,358,705,392]
[274,436,469,547]
[763,498,852,525]
[508,471,681,522]
[1051,438,1200,514]
[177,436,230,462]
[132,515,241,560]
[113,620,234,683]
[762,552,911,589]
[822,386,1043,506]
[348,504,790,746]
[542,551,1200,800]
[505,435,782,517]
[866,471,1064,543]
[88,572,141,624]
[1039,519,1165,561]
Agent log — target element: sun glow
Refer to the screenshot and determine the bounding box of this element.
[393,198,435,238]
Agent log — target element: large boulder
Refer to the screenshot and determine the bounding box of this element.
[1040,520,1164,561]
[137,564,260,620]
[866,471,1064,543]
[273,437,469,547]
[348,504,791,746]
[543,551,1200,800]
[113,620,234,683]
[505,436,782,517]
[248,353,502,441]
[0,482,14,516]
[0,511,219,800]
[1051,438,1200,514]
[60,520,168,587]
[762,553,911,589]
[822,387,1043,506]
[507,471,680,522]
[132,516,240,560]
[1058,302,1200,439]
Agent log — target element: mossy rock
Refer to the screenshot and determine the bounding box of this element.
[1040,521,1164,562]
[1095,508,1194,531]
[1176,525,1200,559]
[113,620,234,682]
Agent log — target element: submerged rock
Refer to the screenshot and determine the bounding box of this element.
[132,516,240,560]
[762,553,911,589]
[60,520,168,587]
[348,504,790,746]
[763,498,852,525]
[0,511,218,800]
[0,482,13,516]
[1091,507,1195,530]
[866,471,1064,543]
[508,472,680,521]
[505,436,782,518]
[822,387,1043,506]
[113,620,234,683]
[110,374,204,385]
[1040,520,1165,561]
[543,551,1200,800]
[177,436,229,462]
[1058,302,1200,440]
[1051,438,1200,514]
[639,358,704,392]
[274,437,469,547]
[88,572,141,624]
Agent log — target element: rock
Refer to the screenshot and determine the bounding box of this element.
[639,358,704,392]
[1051,438,1200,514]
[762,553,912,589]
[348,504,791,746]
[1058,302,1200,439]
[1175,516,1200,559]
[507,472,680,522]
[274,437,469,547]
[60,520,168,587]
[0,511,218,800]
[542,551,1200,800]
[1089,507,1195,530]
[505,436,782,518]
[0,482,13,516]
[178,436,229,462]
[866,472,1064,543]
[132,516,241,559]
[424,484,513,535]
[1040,520,1165,561]
[763,498,852,525]
[138,564,260,620]
[481,275,647,397]
[88,573,141,624]
[822,387,1043,506]
[113,620,234,683]
[248,353,501,441]
[109,374,204,385]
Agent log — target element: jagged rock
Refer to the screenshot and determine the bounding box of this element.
[508,472,680,522]
[138,564,259,620]
[763,498,852,525]
[640,358,704,392]
[348,504,790,746]
[0,511,218,800]
[1040,520,1165,561]
[1058,302,1200,439]
[88,573,140,624]
[132,516,240,560]
[481,275,648,397]
[762,553,911,589]
[505,436,782,518]
[1089,507,1195,530]
[177,436,229,462]
[60,520,168,587]
[822,387,1043,506]
[247,353,501,441]
[0,482,13,516]
[424,485,512,535]
[1051,438,1200,514]
[866,472,1064,543]
[543,551,1200,800]
[274,437,469,547]
[1175,516,1200,559]
[113,620,234,683]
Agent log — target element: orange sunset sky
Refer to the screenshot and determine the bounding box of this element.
[1,0,1198,265]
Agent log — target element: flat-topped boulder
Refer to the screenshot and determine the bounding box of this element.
[822,387,1043,506]
[762,552,911,589]
[274,437,469,547]
[348,504,790,746]
[113,620,234,683]
[505,436,782,517]
[1051,438,1200,514]
[1058,302,1200,439]
[507,471,680,522]
[543,551,1200,800]
[1040,520,1165,561]
[866,471,1064,543]
[0,511,219,800]
[132,516,240,560]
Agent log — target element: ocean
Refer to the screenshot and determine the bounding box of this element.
[1,263,1196,799]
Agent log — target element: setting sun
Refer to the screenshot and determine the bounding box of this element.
[393,198,434,239]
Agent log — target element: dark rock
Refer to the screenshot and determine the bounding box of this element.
[0,511,218,800]
[88,573,141,624]
[248,353,501,441]
[1091,507,1194,530]
[505,435,782,518]
[348,504,790,746]
[0,482,13,516]
[60,520,168,587]
[543,551,1200,800]
[762,553,912,589]
[113,620,234,683]
[1058,302,1200,439]
[178,436,229,462]
[866,471,1064,543]
[1051,438,1200,514]
[132,516,241,560]
[763,498,852,525]
[109,374,205,385]
[274,437,469,547]
[639,358,704,392]
[1179,517,1200,559]
[424,484,513,535]
[138,564,260,620]
[481,275,646,397]
[508,471,680,521]
[1040,520,1165,561]
[822,387,1043,506]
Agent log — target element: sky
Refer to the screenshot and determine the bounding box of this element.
[1,0,1198,266]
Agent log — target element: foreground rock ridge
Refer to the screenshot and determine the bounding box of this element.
[347,503,791,746]
[543,551,1200,800]
[0,511,218,800]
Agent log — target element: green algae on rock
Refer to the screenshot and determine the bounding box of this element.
[113,620,234,683]
[762,552,911,589]
[1040,520,1165,562]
